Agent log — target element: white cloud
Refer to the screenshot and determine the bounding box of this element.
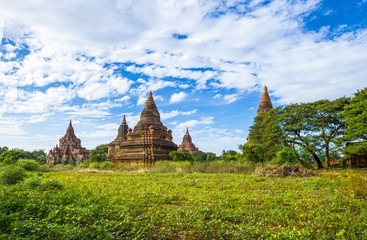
[223,93,240,104]
[160,109,197,120]
[170,91,187,103]
[213,93,222,99]
[0,119,27,135]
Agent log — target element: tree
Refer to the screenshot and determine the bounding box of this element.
[0,147,9,155]
[278,103,324,169]
[241,143,266,163]
[89,144,108,162]
[169,150,192,161]
[340,87,367,155]
[311,98,350,168]
[0,149,31,165]
[247,109,285,161]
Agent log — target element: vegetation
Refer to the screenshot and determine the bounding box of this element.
[0,165,27,185]
[0,169,366,239]
[0,148,46,165]
[245,88,367,169]
[340,88,367,155]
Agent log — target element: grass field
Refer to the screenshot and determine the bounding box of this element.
[1,167,367,239]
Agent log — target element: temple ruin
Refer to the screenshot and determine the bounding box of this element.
[178,127,199,153]
[107,91,178,166]
[257,85,273,116]
[47,120,90,165]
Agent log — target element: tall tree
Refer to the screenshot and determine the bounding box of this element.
[312,98,350,168]
[340,88,367,155]
[278,103,324,169]
[247,108,285,161]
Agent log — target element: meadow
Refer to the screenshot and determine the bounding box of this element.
[1,164,367,239]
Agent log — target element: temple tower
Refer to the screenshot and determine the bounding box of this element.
[178,127,199,153]
[107,91,178,166]
[257,85,273,116]
[47,120,90,165]
[107,115,129,158]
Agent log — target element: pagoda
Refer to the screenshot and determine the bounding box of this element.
[47,120,90,165]
[178,127,199,153]
[107,91,178,166]
[257,85,273,116]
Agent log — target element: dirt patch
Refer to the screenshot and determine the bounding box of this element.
[253,164,316,178]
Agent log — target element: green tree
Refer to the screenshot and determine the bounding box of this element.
[247,109,285,161]
[169,150,192,161]
[0,149,31,165]
[340,87,367,155]
[0,146,9,155]
[89,144,108,162]
[311,98,350,168]
[30,150,47,165]
[241,143,266,163]
[278,103,324,169]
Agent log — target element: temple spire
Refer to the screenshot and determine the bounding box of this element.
[65,119,75,136]
[186,127,189,135]
[122,115,126,124]
[137,91,161,125]
[257,85,273,116]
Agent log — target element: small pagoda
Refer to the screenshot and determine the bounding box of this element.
[178,127,199,153]
[107,91,178,166]
[47,120,90,165]
[257,85,273,116]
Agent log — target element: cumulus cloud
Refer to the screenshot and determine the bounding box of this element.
[160,109,197,120]
[170,91,187,103]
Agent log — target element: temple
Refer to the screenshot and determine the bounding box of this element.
[107,91,178,166]
[178,127,199,153]
[47,120,90,165]
[257,85,273,116]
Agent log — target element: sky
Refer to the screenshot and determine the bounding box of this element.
[0,0,366,155]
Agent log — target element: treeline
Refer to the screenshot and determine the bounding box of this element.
[0,147,47,165]
[243,87,367,169]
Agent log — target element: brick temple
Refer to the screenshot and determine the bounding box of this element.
[107,91,178,166]
[47,120,90,165]
[178,127,199,153]
[257,85,273,116]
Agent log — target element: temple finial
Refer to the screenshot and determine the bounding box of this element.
[257,85,273,116]
[122,115,126,124]
[186,127,189,134]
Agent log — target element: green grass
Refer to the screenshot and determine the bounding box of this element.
[0,169,366,239]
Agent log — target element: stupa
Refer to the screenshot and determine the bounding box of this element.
[47,120,90,165]
[257,85,273,116]
[178,127,199,153]
[107,91,178,166]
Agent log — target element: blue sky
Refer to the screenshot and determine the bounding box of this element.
[0,0,366,155]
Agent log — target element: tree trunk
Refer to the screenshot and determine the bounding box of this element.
[325,143,330,169]
[308,149,324,169]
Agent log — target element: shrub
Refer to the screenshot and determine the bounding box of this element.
[24,176,43,188]
[39,179,63,191]
[16,159,40,171]
[89,162,100,169]
[0,165,27,185]
[275,147,300,165]
[0,213,12,232]
[99,162,115,170]
[242,143,266,162]
[39,164,52,172]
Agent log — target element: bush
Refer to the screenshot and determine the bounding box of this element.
[242,143,266,163]
[89,162,100,169]
[24,176,43,188]
[39,179,63,191]
[275,147,299,165]
[16,159,40,171]
[99,162,115,170]
[0,213,12,232]
[0,165,27,185]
